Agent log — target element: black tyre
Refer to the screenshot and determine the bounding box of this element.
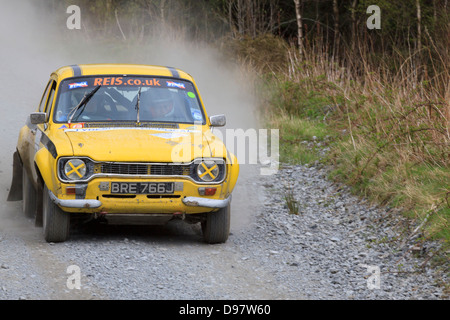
[201,204,230,244]
[22,168,36,218]
[43,185,70,242]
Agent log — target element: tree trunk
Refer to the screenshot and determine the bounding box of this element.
[237,0,244,35]
[228,0,234,36]
[416,0,422,52]
[416,0,422,81]
[333,0,340,59]
[293,0,304,57]
[351,0,358,55]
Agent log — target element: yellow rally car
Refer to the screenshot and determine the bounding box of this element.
[7,64,239,243]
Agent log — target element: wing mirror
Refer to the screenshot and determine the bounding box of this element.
[29,112,47,124]
[209,114,226,127]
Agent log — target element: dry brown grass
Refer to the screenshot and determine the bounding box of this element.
[231,31,449,241]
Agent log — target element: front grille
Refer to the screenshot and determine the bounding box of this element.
[97,163,192,176]
[150,164,191,176]
[89,160,225,183]
[100,163,149,175]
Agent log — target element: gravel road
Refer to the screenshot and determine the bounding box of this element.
[0,163,447,300]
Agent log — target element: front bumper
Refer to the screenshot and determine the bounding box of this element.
[182,196,230,208]
[49,191,230,209]
[48,189,102,208]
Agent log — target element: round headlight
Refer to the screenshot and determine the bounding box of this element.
[64,159,87,180]
[197,160,220,182]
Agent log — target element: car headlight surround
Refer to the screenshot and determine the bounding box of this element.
[195,159,225,183]
[59,158,93,182]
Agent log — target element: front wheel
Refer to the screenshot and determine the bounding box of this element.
[43,185,70,242]
[201,203,231,244]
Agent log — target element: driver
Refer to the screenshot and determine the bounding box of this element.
[78,95,104,120]
[140,89,174,120]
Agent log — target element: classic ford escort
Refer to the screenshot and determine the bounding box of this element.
[7,64,239,243]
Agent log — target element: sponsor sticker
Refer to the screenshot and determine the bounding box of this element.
[191,109,203,121]
[166,81,186,89]
[93,77,161,87]
[69,123,84,129]
[150,132,189,139]
[68,81,88,89]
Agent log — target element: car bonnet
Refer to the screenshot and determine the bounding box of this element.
[62,126,214,163]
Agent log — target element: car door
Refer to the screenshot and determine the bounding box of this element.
[24,79,57,183]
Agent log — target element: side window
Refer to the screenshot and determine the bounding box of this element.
[44,81,57,115]
[38,80,53,112]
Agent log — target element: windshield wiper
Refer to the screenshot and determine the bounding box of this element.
[135,87,142,123]
[68,85,102,124]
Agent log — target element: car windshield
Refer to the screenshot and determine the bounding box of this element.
[53,76,205,124]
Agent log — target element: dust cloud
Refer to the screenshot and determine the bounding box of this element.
[0,1,262,233]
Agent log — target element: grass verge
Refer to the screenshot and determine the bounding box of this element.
[244,35,449,249]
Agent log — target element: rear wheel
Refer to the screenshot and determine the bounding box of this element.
[201,203,230,244]
[43,185,70,242]
[22,168,36,218]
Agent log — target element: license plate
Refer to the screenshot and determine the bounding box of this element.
[111,182,174,194]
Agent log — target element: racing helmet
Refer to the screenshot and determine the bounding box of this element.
[142,88,174,118]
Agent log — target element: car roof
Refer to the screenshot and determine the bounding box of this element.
[52,64,194,82]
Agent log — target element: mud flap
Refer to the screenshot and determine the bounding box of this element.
[35,169,44,227]
[7,151,23,201]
